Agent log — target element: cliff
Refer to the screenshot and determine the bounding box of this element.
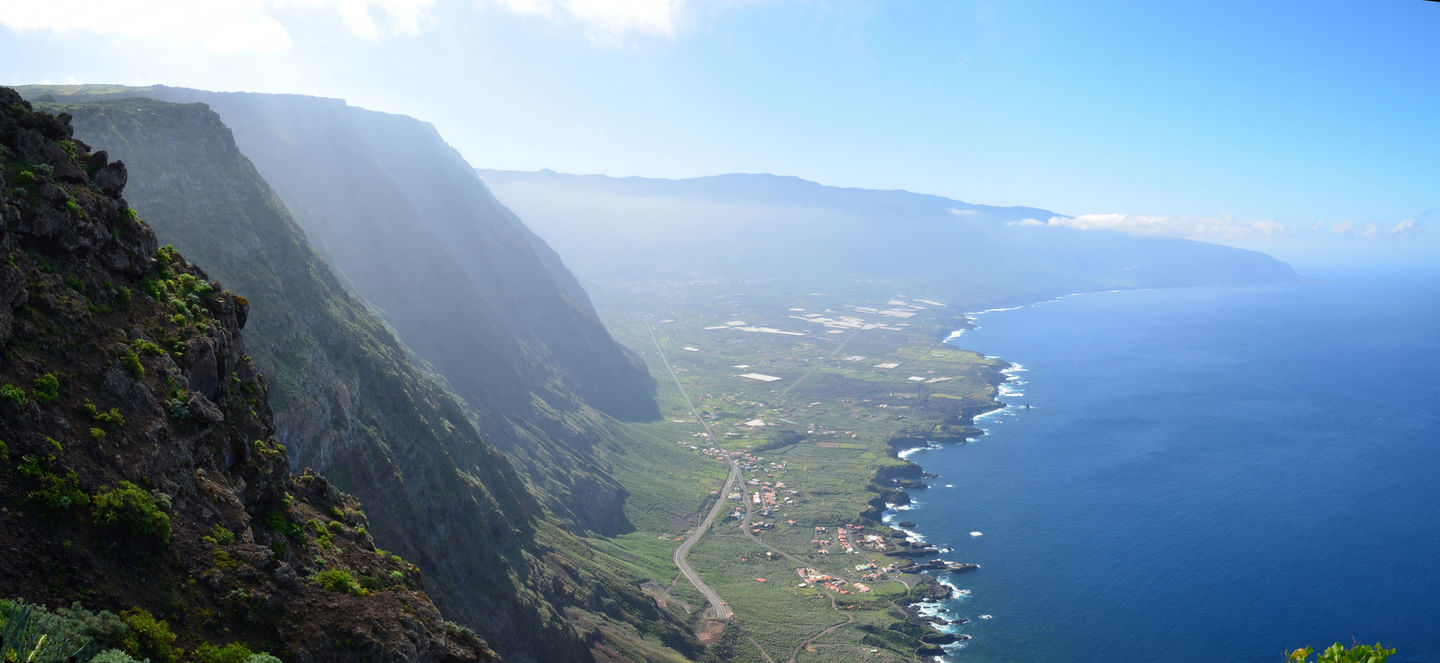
[29,85,658,534]
[25,92,700,663]
[0,87,490,662]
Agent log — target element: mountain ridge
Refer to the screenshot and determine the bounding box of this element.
[27,92,702,663]
[19,84,661,536]
[0,85,493,663]
[476,167,1296,308]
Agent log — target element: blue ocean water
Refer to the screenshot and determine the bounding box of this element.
[894,266,1440,662]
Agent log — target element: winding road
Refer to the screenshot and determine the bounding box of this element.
[647,319,738,620]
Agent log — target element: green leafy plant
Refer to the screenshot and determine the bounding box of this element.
[94,407,125,430]
[88,650,144,663]
[32,373,59,404]
[190,643,256,663]
[1288,642,1395,663]
[117,608,177,663]
[17,454,89,512]
[131,339,164,357]
[91,481,171,545]
[1,383,28,406]
[202,523,236,547]
[311,569,368,596]
[0,599,131,663]
[120,350,144,379]
[0,600,93,663]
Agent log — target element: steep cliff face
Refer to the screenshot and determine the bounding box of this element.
[0,88,490,663]
[31,93,701,663]
[87,86,657,533]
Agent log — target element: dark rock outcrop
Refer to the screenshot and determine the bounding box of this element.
[0,86,493,663]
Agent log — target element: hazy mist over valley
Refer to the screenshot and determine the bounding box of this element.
[0,3,1435,663]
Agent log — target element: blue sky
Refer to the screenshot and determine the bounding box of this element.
[1,0,1436,261]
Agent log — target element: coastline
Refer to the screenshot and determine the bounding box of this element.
[867,310,1025,661]
[867,280,1299,661]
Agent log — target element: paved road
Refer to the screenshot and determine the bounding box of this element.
[648,320,737,620]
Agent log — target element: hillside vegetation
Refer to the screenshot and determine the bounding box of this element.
[23,92,702,663]
[0,86,490,663]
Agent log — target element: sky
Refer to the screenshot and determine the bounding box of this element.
[1,0,1437,265]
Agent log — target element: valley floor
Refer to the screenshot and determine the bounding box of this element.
[590,282,1005,662]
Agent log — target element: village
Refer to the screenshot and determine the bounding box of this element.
[629,289,1005,660]
[673,428,978,601]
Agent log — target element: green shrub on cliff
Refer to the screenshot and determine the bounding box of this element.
[311,569,368,596]
[17,454,89,512]
[32,373,59,404]
[190,642,257,663]
[0,599,132,663]
[92,481,171,545]
[1288,642,1395,663]
[117,608,177,663]
[1,383,28,406]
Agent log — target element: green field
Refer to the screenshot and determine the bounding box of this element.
[579,284,1004,662]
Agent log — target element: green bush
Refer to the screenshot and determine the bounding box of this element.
[18,455,90,512]
[92,482,171,545]
[1,382,28,406]
[1288,642,1396,663]
[311,569,368,596]
[190,642,255,663]
[117,608,176,663]
[95,407,126,430]
[120,351,144,379]
[0,599,129,663]
[245,654,281,663]
[89,650,143,663]
[51,603,129,653]
[1,599,91,662]
[164,398,189,421]
[32,373,59,404]
[203,523,236,546]
[131,339,164,357]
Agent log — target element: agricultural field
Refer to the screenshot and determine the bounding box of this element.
[587,282,1008,662]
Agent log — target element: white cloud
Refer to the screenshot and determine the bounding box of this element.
[0,0,291,52]
[1046,213,1288,242]
[1390,218,1417,238]
[947,207,977,216]
[330,0,436,39]
[483,0,688,44]
[1005,218,1043,227]
[1044,212,1425,244]
[0,0,433,53]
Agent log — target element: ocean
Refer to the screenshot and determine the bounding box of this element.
[888,265,1440,662]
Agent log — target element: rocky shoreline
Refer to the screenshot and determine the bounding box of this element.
[861,351,1013,659]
